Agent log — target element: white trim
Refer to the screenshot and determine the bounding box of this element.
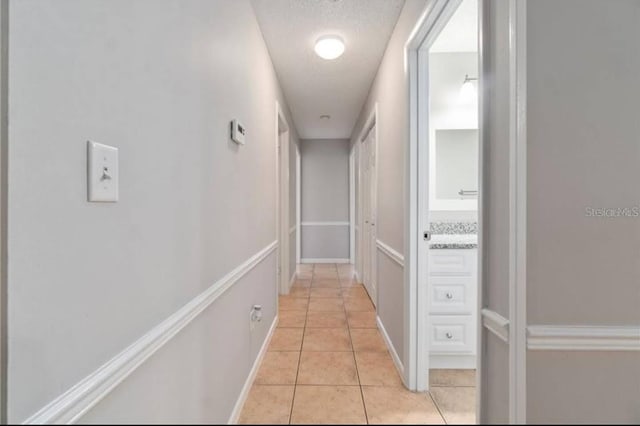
[300,258,350,264]
[288,225,296,235]
[296,144,301,265]
[288,271,296,290]
[276,101,290,296]
[405,0,464,393]
[508,0,527,422]
[414,39,431,393]
[228,315,279,424]
[527,326,640,351]
[300,221,350,226]
[481,309,510,343]
[354,104,378,313]
[371,106,379,314]
[349,146,355,264]
[375,240,404,267]
[476,0,486,420]
[405,23,420,391]
[354,138,362,287]
[24,241,278,424]
[377,316,406,386]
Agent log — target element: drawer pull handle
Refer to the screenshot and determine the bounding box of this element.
[445,292,453,299]
[446,332,453,339]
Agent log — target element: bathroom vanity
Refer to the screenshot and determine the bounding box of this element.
[428,224,478,369]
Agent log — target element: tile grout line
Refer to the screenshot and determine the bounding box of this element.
[276,264,467,425]
[427,391,448,425]
[287,264,312,424]
[287,263,375,425]
[340,265,371,425]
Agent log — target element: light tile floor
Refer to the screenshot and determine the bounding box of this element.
[239,263,475,425]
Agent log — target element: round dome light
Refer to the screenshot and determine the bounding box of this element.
[314,36,345,60]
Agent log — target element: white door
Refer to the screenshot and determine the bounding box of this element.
[361,125,377,305]
[361,134,370,290]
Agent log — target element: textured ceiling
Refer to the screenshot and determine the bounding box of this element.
[251,0,405,139]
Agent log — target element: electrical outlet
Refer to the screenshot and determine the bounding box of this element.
[249,305,263,331]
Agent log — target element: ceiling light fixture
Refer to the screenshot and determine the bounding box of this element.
[459,74,478,103]
[320,114,331,120]
[314,35,345,60]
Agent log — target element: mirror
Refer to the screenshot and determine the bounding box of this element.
[435,129,478,200]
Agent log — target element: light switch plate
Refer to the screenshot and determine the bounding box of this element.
[87,140,118,202]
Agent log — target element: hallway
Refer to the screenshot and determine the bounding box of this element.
[238,264,475,424]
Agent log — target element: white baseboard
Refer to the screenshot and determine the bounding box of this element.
[287,272,296,293]
[430,354,476,369]
[24,241,278,424]
[228,315,278,424]
[301,258,350,264]
[376,316,405,385]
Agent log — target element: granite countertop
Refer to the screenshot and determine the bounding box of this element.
[429,222,478,249]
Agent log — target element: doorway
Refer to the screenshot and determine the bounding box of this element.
[424,0,479,380]
[407,0,528,423]
[356,107,378,306]
[406,0,480,395]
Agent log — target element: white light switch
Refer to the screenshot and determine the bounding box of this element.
[87,140,118,202]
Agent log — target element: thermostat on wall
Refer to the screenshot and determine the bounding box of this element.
[230,119,246,145]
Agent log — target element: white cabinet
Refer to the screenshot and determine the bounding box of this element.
[428,248,477,369]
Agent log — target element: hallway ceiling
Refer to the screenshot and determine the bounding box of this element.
[251,0,405,139]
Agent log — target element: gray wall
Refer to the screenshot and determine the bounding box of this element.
[300,139,350,260]
[350,0,428,366]
[480,0,511,422]
[526,0,640,422]
[0,1,6,422]
[481,0,640,423]
[7,0,298,422]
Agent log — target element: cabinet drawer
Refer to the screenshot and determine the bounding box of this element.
[429,250,476,276]
[429,276,475,314]
[429,315,475,354]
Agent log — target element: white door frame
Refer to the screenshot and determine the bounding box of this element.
[507,0,528,422]
[349,146,355,265]
[275,101,291,295]
[350,140,362,281]
[295,143,301,265]
[355,104,378,301]
[406,1,528,423]
[405,0,463,392]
